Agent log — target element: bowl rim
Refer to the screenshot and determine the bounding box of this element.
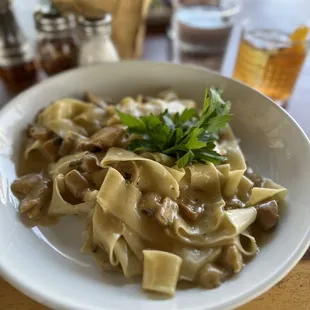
[0,61,310,310]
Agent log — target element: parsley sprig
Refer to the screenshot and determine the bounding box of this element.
[117,87,232,168]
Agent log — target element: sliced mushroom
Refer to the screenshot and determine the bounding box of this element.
[139,192,162,216]
[139,193,178,226]
[79,125,125,152]
[64,169,92,200]
[199,263,228,289]
[177,192,205,221]
[68,158,83,170]
[73,113,103,136]
[220,245,243,273]
[68,152,101,173]
[90,168,108,189]
[11,173,43,199]
[111,161,137,182]
[19,178,52,219]
[224,196,245,210]
[21,198,42,218]
[58,132,85,157]
[245,166,264,187]
[255,200,279,231]
[81,153,101,173]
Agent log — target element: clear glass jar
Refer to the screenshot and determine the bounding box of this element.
[172,0,242,53]
[77,14,119,66]
[170,0,242,71]
[34,5,78,76]
[0,0,37,91]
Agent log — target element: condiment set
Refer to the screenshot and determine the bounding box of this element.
[0,0,119,90]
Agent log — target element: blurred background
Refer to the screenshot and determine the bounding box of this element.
[0,0,309,131]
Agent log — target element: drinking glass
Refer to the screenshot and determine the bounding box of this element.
[171,0,242,71]
[233,18,309,107]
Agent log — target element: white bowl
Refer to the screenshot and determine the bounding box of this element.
[0,62,309,310]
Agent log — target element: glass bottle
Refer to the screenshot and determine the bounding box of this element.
[0,0,37,91]
[77,14,119,66]
[34,4,78,76]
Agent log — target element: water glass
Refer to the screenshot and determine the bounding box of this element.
[170,0,241,71]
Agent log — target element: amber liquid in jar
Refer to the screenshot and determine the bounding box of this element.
[38,37,78,76]
[0,61,37,92]
[233,29,307,104]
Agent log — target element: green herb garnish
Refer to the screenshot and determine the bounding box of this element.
[117,87,232,168]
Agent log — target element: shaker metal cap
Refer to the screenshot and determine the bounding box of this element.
[34,4,75,33]
[77,14,112,35]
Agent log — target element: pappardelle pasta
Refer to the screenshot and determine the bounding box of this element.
[11,89,287,296]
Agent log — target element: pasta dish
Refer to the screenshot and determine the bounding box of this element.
[11,88,287,296]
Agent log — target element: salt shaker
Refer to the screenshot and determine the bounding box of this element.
[0,0,37,90]
[77,14,119,66]
[34,4,78,75]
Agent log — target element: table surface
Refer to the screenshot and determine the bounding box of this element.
[1,0,310,309]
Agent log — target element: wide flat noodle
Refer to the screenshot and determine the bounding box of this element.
[217,126,247,198]
[97,167,171,246]
[92,204,122,265]
[142,250,182,296]
[48,152,88,178]
[92,204,142,277]
[216,164,230,180]
[140,152,175,167]
[172,200,225,238]
[45,119,88,137]
[39,99,88,122]
[48,175,95,216]
[169,207,257,247]
[247,179,287,205]
[122,224,146,262]
[218,126,246,171]
[216,164,230,187]
[93,249,114,272]
[24,140,43,159]
[174,164,225,237]
[38,99,105,138]
[235,231,259,257]
[224,170,244,198]
[38,99,89,136]
[114,237,142,277]
[73,106,107,135]
[101,147,184,199]
[237,176,254,202]
[187,163,223,203]
[172,245,222,282]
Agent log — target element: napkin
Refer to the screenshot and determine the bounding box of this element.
[52,0,152,59]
